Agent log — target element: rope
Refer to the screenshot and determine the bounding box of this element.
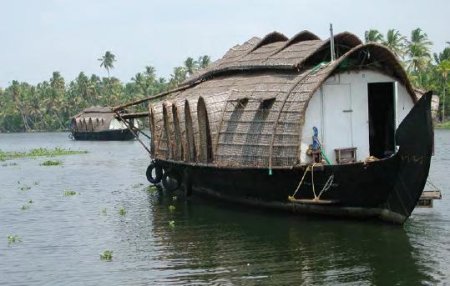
[288,163,335,201]
[317,174,334,198]
[288,165,311,200]
[115,111,152,155]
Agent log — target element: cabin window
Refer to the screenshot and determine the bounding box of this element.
[184,100,197,162]
[242,98,275,165]
[368,82,396,158]
[197,97,213,163]
[223,98,248,143]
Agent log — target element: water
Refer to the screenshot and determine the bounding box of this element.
[0,131,449,285]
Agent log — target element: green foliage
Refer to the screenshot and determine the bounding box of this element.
[119,207,126,216]
[435,121,450,129]
[100,250,113,261]
[0,147,87,161]
[7,235,21,245]
[168,205,176,212]
[40,160,62,166]
[146,185,158,193]
[0,55,210,132]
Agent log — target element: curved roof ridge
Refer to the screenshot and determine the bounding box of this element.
[270,30,321,56]
[267,32,362,68]
[247,31,288,54]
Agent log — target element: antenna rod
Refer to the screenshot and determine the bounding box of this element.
[330,23,336,61]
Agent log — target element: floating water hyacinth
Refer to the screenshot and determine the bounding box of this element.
[100,250,113,261]
[40,160,62,166]
[63,190,77,196]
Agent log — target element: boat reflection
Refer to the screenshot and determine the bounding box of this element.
[143,191,433,285]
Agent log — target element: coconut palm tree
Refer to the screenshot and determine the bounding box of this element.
[382,29,407,60]
[364,29,384,44]
[98,51,116,78]
[436,60,450,121]
[198,55,211,69]
[406,28,432,75]
[184,57,197,76]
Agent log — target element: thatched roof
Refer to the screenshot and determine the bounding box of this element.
[150,30,416,168]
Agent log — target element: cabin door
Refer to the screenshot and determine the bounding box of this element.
[367,82,395,158]
[323,84,352,162]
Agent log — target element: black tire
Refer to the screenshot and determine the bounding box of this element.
[162,170,181,191]
[146,162,163,184]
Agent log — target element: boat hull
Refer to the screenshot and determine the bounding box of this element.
[71,129,135,141]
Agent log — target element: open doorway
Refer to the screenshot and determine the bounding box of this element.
[368,82,395,158]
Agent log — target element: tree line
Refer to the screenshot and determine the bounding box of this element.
[0,27,449,132]
[0,55,210,132]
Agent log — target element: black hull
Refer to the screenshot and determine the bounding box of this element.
[154,93,433,224]
[71,129,135,141]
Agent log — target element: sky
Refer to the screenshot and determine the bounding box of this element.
[0,0,448,87]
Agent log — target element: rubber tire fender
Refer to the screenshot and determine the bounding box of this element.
[146,162,163,184]
[162,170,181,191]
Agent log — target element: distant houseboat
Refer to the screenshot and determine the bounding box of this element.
[119,30,434,224]
[70,106,138,141]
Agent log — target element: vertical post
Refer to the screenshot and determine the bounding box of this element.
[329,23,336,62]
[443,83,446,122]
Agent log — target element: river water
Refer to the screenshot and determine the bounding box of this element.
[0,131,449,285]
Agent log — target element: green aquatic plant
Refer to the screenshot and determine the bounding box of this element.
[7,235,21,245]
[168,220,175,228]
[172,196,177,201]
[40,160,62,166]
[146,185,158,193]
[63,190,77,196]
[100,250,113,261]
[168,205,176,212]
[0,147,87,161]
[119,207,126,216]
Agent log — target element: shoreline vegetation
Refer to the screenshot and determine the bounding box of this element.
[0,28,448,133]
[0,147,87,161]
[435,121,450,129]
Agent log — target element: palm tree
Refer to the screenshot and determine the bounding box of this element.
[184,57,197,76]
[364,29,384,44]
[436,60,450,121]
[98,51,116,78]
[382,29,407,60]
[406,28,432,75]
[198,55,211,69]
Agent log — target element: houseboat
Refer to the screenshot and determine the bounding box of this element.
[70,106,138,140]
[119,30,434,224]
